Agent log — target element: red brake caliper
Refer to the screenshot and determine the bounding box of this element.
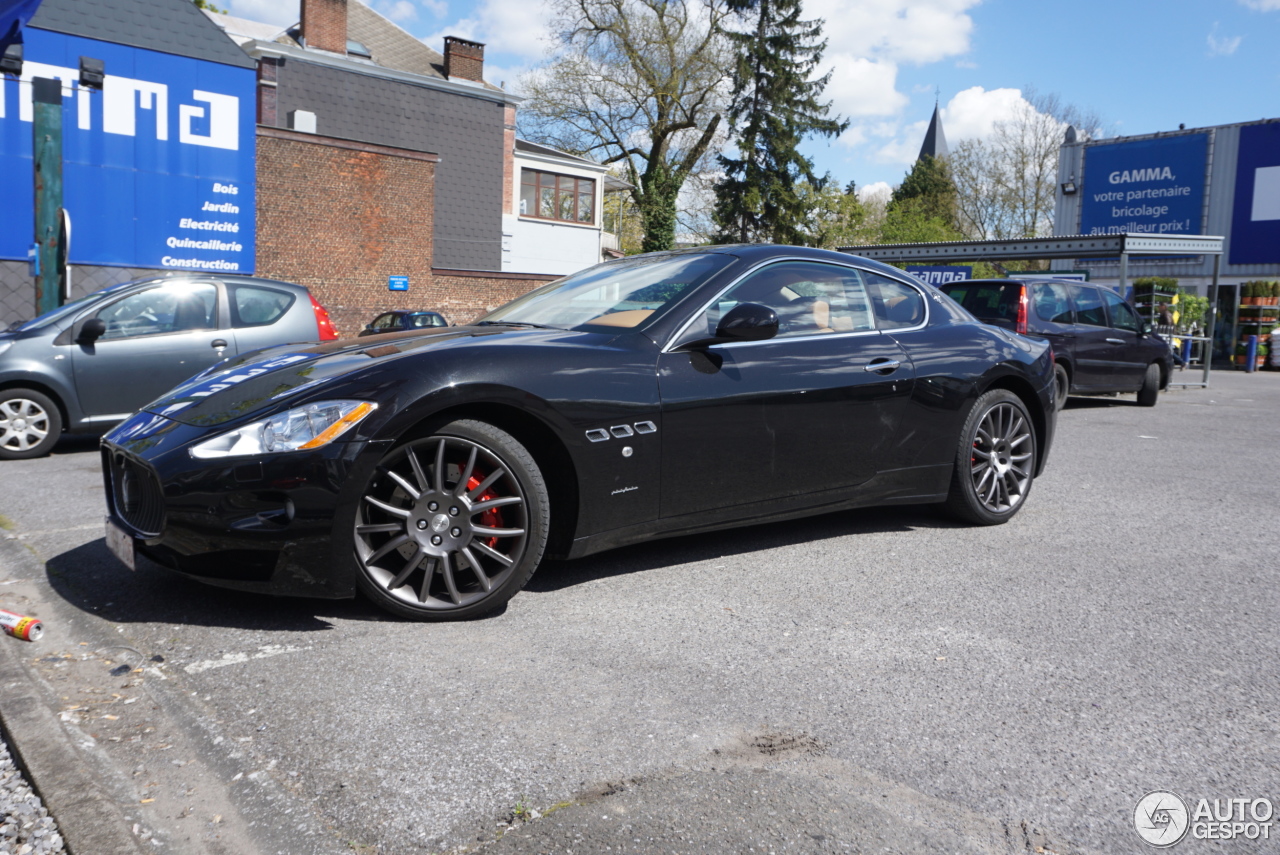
[465,472,502,549]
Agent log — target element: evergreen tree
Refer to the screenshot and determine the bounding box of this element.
[889,154,958,227]
[713,0,848,245]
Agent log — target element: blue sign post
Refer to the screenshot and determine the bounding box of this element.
[388,275,409,291]
[0,28,256,272]
[1229,123,1280,265]
[1079,134,1208,236]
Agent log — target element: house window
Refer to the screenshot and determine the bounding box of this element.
[520,169,595,224]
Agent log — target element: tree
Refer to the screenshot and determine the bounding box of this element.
[191,0,226,13]
[520,0,733,253]
[950,89,1104,240]
[712,0,847,244]
[890,154,957,227]
[795,179,871,249]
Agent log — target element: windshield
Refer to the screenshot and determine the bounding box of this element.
[479,252,735,331]
[13,278,163,333]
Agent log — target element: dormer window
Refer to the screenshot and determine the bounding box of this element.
[346,39,372,59]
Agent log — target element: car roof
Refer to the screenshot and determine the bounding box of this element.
[626,243,926,283]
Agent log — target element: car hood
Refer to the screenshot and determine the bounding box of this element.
[142,324,570,427]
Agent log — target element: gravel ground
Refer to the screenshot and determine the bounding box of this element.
[0,735,65,855]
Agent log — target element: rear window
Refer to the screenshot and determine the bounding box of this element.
[941,281,1022,324]
[229,284,295,327]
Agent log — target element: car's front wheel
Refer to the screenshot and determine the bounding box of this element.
[0,388,62,460]
[942,389,1036,525]
[353,419,549,620]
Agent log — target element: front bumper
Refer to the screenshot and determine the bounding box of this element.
[102,414,385,599]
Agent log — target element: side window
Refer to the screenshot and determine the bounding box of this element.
[1103,289,1142,333]
[863,271,926,330]
[1069,285,1107,327]
[1031,282,1074,324]
[370,313,397,330]
[229,285,295,328]
[689,261,875,340]
[94,282,217,340]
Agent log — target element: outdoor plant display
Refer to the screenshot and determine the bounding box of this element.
[1134,276,1179,325]
[1175,287,1209,333]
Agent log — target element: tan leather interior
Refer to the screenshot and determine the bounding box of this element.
[585,309,654,328]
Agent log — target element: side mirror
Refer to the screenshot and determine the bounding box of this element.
[77,317,106,344]
[715,302,779,342]
[1141,322,1154,335]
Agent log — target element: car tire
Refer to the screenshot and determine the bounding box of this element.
[942,389,1036,526]
[352,419,549,621]
[0,388,62,460]
[1053,363,1070,412]
[1136,363,1160,407]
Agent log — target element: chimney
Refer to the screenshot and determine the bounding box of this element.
[301,0,348,55]
[444,37,485,82]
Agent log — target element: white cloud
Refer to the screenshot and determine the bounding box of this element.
[1240,0,1280,9]
[874,120,927,164]
[424,0,554,60]
[1207,23,1242,55]
[826,54,908,119]
[857,181,893,206]
[376,0,420,21]
[225,0,299,27]
[808,0,977,65]
[941,85,1026,141]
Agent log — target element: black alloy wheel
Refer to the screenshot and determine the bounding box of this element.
[353,419,549,620]
[1053,363,1070,412]
[943,389,1036,525]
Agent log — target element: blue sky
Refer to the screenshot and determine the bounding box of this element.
[224,0,1279,196]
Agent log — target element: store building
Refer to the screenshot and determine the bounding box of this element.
[1053,119,1280,362]
[1,0,621,333]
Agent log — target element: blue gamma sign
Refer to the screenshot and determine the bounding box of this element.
[388,276,409,291]
[0,28,256,271]
[1079,134,1208,236]
[1229,123,1280,265]
[906,265,971,285]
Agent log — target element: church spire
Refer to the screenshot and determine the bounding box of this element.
[917,101,949,161]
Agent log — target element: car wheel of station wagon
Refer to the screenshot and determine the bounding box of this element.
[943,389,1036,525]
[1136,363,1160,407]
[1053,364,1070,412]
[0,388,62,460]
[353,420,549,621]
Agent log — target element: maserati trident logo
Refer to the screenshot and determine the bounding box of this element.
[1134,791,1190,847]
[430,514,450,533]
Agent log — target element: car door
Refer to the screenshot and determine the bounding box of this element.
[1101,289,1148,390]
[1066,285,1118,390]
[657,259,915,519]
[71,280,226,418]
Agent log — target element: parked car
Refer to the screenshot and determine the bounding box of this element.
[938,278,1173,411]
[101,245,1057,621]
[358,310,449,336]
[0,274,338,459]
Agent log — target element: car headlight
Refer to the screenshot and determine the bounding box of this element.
[189,400,376,459]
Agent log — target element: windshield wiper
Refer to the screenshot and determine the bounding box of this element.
[474,320,561,330]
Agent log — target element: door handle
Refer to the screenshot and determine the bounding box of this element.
[211,339,228,350]
[864,358,900,374]
[1105,338,1125,345]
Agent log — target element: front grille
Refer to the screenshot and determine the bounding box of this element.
[106,449,165,537]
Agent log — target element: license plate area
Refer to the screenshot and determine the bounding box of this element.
[105,516,136,571]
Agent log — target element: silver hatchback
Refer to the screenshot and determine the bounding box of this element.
[0,274,338,459]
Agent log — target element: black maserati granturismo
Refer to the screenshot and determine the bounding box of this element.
[102,245,1057,620]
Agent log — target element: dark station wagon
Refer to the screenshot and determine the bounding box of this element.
[939,278,1173,410]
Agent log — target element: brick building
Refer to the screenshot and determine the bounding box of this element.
[2,0,620,333]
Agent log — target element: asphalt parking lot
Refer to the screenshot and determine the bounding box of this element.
[1,371,1278,855]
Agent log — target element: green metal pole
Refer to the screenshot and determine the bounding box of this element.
[32,77,63,316]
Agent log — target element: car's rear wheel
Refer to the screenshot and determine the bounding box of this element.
[0,388,62,460]
[943,389,1036,525]
[1136,362,1160,407]
[353,419,549,620]
[1053,363,1070,412]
